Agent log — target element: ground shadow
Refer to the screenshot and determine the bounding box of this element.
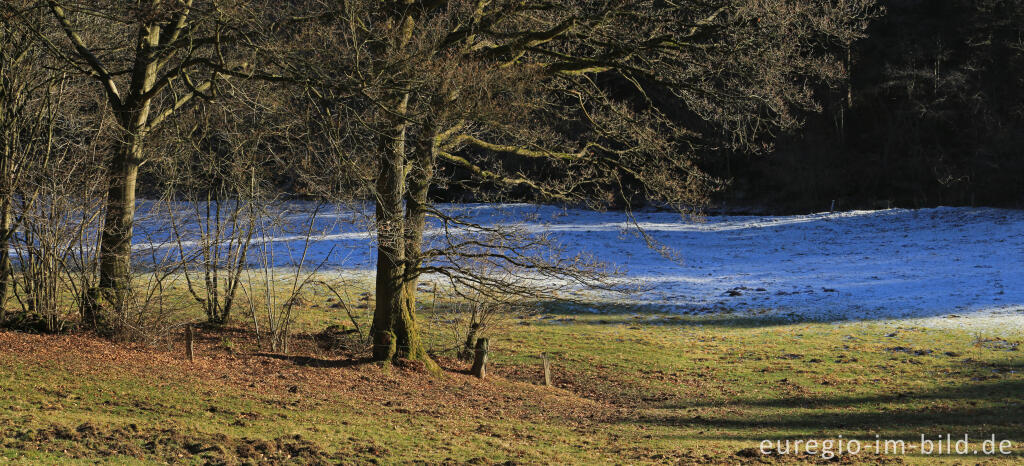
[530,298,1024,329]
[626,372,1024,442]
[251,352,374,368]
[529,300,829,329]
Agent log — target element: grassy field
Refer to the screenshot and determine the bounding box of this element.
[1,296,1022,464]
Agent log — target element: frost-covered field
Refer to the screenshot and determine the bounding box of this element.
[138,204,1024,331]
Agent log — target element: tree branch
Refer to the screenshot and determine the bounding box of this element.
[47,1,122,106]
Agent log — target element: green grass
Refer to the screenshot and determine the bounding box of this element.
[1,295,1022,464]
[498,309,1024,458]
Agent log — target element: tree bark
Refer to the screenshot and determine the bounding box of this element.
[396,123,437,368]
[371,108,440,371]
[369,5,439,369]
[371,93,410,361]
[89,22,160,328]
[0,192,10,321]
[371,3,416,362]
[91,137,142,324]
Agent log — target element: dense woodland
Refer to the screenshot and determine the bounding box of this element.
[401,0,1024,212]
[713,0,1024,212]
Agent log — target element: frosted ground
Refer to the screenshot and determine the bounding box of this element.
[137,204,1024,333]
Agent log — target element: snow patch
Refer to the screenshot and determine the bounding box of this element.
[134,203,1024,332]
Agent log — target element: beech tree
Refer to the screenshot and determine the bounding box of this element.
[303,0,879,365]
[6,0,295,328]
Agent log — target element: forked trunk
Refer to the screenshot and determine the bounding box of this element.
[370,7,436,366]
[373,209,433,363]
[86,22,159,329]
[370,102,438,369]
[395,128,435,368]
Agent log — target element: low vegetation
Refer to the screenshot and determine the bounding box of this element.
[2,294,1021,464]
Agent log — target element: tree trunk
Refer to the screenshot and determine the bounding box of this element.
[370,6,438,366]
[87,22,160,329]
[371,107,440,371]
[395,123,436,368]
[0,195,10,321]
[371,93,410,361]
[89,137,142,327]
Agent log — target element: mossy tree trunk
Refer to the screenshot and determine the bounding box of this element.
[370,99,439,369]
[369,5,438,369]
[398,123,438,369]
[371,91,412,361]
[370,116,443,372]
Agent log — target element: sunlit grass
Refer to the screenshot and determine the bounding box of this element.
[1,280,1022,463]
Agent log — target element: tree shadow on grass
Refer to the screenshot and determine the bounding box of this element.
[531,299,1024,331]
[626,375,1024,443]
[251,352,374,368]
[529,300,808,329]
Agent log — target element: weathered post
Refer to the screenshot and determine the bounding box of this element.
[471,337,489,378]
[542,352,552,387]
[185,324,195,362]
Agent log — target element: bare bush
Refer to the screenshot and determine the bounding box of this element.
[154,101,270,326]
[241,202,332,353]
[9,148,104,333]
[1,11,107,332]
[425,284,524,361]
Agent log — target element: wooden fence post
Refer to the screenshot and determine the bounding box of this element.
[542,352,551,387]
[471,338,488,378]
[185,324,195,362]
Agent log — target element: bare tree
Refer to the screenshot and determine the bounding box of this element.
[0,8,49,318]
[155,99,266,326]
[303,0,880,366]
[7,0,297,328]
